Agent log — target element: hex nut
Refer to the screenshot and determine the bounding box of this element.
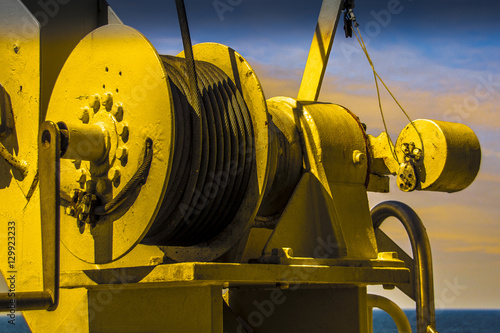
[116,146,128,160]
[117,122,129,140]
[113,103,124,121]
[108,167,121,182]
[79,107,90,124]
[102,93,113,111]
[89,94,101,112]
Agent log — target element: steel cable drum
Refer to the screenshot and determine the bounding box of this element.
[46,25,269,264]
[156,44,270,262]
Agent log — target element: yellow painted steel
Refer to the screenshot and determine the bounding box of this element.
[395,119,481,192]
[46,25,175,264]
[298,0,343,101]
[166,42,271,262]
[367,294,412,333]
[263,97,378,260]
[0,0,46,303]
[0,1,483,332]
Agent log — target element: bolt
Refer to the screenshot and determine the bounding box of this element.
[96,179,107,194]
[79,107,90,124]
[413,148,422,160]
[102,93,113,111]
[13,44,19,54]
[112,103,124,121]
[117,122,129,141]
[108,167,121,183]
[89,94,101,112]
[76,169,88,184]
[116,146,128,160]
[352,150,366,165]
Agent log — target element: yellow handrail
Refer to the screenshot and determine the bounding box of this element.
[367,294,412,333]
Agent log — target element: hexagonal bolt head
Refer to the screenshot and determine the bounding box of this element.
[117,122,129,141]
[79,107,90,124]
[116,146,128,160]
[113,104,124,121]
[102,93,113,111]
[89,94,101,112]
[108,167,121,183]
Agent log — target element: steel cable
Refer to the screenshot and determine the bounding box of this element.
[141,56,254,246]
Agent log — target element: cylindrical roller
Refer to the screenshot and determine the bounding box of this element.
[59,122,109,163]
[395,119,481,192]
[141,55,255,246]
[256,103,303,219]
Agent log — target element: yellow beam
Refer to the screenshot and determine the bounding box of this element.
[298,0,343,101]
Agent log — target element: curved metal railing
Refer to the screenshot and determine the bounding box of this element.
[371,200,438,333]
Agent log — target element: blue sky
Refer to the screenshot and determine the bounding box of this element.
[106,0,500,309]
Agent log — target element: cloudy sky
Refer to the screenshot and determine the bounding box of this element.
[105,0,500,309]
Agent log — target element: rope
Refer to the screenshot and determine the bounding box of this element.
[347,11,423,164]
[93,138,153,216]
[140,56,254,246]
[0,141,29,178]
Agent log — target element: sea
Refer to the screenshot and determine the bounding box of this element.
[0,309,499,332]
[373,309,500,333]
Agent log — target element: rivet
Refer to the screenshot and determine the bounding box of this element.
[79,107,90,124]
[102,93,113,111]
[108,167,121,183]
